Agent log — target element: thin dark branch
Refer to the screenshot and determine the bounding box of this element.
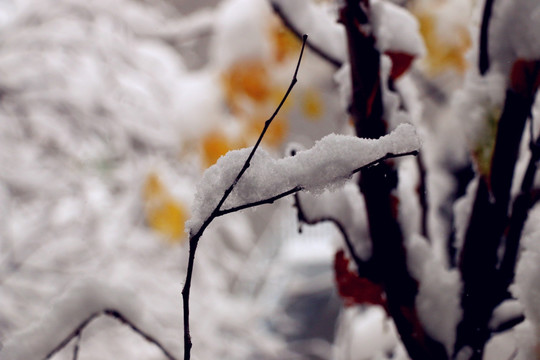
[216,150,418,217]
[499,133,540,290]
[416,150,429,239]
[72,331,82,360]
[270,1,343,68]
[479,0,495,75]
[181,35,308,360]
[44,313,99,360]
[293,192,374,277]
[44,309,177,360]
[217,187,302,216]
[104,310,177,360]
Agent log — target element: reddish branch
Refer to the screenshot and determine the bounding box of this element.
[339,1,448,359]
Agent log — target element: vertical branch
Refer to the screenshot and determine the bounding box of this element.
[339,1,447,359]
[181,35,308,360]
[72,331,82,360]
[455,60,540,359]
[479,0,495,75]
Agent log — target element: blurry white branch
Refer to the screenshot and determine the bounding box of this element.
[140,8,215,45]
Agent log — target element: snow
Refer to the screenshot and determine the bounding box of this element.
[513,231,540,338]
[490,0,540,75]
[371,0,425,57]
[187,123,422,234]
[406,235,462,354]
[210,0,272,68]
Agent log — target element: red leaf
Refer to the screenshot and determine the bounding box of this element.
[334,249,386,307]
[385,51,415,81]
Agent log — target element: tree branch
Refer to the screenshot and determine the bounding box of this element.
[293,192,375,278]
[181,35,308,360]
[339,0,448,358]
[479,0,495,75]
[43,309,177,360]
[215,149,418,217]
[455,60,540,359]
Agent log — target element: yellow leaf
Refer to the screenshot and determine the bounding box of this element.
[269,17,301,63]
[143,173,187,243]
[412,3,471,74]
[301,89,324,120]
[221,59,271,112]
[201,130,244,167]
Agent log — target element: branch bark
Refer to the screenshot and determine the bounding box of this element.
[455,60,540,359]
[339,1,448,359]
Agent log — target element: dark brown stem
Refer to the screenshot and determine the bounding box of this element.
[44,310,177,360]
[499,133,540,292]
[479,0,495,75]
[416,152,429,239]
[181,35,308,360]
[340,0,448,358]
[455,60,539,358]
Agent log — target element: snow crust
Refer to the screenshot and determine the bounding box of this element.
[187,123,421,234]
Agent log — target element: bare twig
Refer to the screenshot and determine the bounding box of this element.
[44,313,99,360]
[479,0,495,75]
[44,309,177,360]
[72,331,82,360]
[181,35,308,360]
[340,0,448,358]
[293,192,375,277]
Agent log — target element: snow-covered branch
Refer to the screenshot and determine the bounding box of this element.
[187,124,421,234]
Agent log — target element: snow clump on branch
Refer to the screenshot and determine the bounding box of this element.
[186,123,421,235]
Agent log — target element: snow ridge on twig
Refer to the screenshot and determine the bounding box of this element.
[187,123,421,234]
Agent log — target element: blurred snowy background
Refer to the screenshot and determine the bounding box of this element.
[0,0,346,358]
[2,0,538,359]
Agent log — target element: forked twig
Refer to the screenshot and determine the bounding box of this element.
[181,34,308,360]
[44,309,177,360]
